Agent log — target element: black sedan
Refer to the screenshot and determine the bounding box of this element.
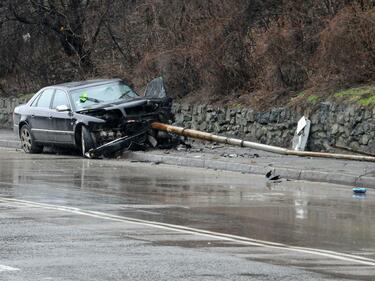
[13,78,173,158]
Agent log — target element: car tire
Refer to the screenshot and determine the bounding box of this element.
[81,126,96,158]
[20,125,43,154]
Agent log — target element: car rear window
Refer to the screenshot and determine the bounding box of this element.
[36,89,55,108]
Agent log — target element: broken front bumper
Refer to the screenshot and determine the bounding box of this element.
[85,123,149,159]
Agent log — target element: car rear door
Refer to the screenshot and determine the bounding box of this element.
[50,89,75,144]
[30,88,55,142]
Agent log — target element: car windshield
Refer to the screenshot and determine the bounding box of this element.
[70,81,138,110]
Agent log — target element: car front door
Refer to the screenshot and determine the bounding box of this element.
[50,89,75,144]
[30,88,55,142]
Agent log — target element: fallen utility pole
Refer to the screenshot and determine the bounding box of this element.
[151,122,375,163]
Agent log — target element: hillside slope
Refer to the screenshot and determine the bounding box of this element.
[0,0,374,109]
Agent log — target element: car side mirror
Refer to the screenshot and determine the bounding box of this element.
[56,105,71,112]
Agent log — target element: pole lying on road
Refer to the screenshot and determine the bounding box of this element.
[151,122,375,163]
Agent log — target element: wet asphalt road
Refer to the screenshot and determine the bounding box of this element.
[0,148,375,280]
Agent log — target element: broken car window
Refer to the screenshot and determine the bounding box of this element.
[71,81,138,110]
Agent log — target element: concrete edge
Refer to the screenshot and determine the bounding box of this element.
[124,151,375,189]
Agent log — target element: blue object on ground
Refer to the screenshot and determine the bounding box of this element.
[353,187,367,194]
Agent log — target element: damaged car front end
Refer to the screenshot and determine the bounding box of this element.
[75,77,174,158]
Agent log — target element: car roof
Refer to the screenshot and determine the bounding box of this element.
[51,79,122,92]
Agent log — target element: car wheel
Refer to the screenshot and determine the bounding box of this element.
[81,126,96,158]
[20,125,43,154]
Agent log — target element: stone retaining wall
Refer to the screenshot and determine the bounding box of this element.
[1,97,374,154]
[0,98,28,129]
[172,103,375,154]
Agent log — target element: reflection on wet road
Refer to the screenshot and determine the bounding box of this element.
[0,149,375,280]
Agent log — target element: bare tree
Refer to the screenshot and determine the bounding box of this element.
[6,0,113,70]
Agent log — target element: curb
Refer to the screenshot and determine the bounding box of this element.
[124,151,375,189]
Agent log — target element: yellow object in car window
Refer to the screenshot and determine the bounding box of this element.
[80,92,88,103]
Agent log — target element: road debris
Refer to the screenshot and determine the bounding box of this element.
[352,187,367,194]
[265,170,282,181]
[292,116,311,151]
[221,153,238,158]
